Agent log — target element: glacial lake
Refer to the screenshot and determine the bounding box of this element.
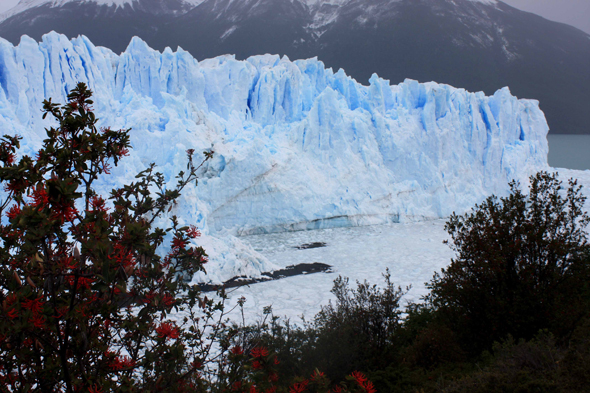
[548,134,590,171]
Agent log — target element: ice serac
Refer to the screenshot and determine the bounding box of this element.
[0,32,549,283]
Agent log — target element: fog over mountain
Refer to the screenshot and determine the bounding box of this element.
[0,0,589,134]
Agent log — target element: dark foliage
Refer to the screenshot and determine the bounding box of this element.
[427,171,590,354]
[0,83,217,391]
[250,271,406,387]
[247,171,590,392]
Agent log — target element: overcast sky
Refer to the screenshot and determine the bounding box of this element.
[502,0,590,34]
[0,0,589,34]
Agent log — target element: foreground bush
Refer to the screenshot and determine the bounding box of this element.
[0,83,216,392]
[0,84,378,393]
[444,323,590,393]
[243,172,590,392]
[244,272,405,390]
[427,172,590,354]
[3,83,588,392]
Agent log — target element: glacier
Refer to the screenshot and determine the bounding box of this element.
[0,32,549,283]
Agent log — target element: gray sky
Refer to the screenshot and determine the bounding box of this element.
[502,0,590,34]
[0,0,589,34]
[0,0,20,14]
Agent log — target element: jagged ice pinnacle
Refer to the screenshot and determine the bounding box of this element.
[0,32,548,283]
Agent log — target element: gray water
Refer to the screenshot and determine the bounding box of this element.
[548,134,590,171]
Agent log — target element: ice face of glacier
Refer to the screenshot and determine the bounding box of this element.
[0,32,549,282]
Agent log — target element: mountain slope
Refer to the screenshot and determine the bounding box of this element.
[0,0,588,134]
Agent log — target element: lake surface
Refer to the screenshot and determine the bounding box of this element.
[548,134,590,170]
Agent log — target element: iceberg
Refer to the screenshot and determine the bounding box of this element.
[0,32,549,283]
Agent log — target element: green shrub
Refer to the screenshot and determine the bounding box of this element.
[0,83,214,391]
[248,271,406,385]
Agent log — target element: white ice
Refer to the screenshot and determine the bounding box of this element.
[0,32,549,284]
[217,169,590,325]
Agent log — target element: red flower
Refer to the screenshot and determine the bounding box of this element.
[76,303,91,318]
[156,322,179,340]
[187,225,201,239]
[117,147,129,158]
[289,380,308,393]
[52,204,78,223]
[105,351,136,371]
[251,346,269,358]
[30,186,49,209]
[350,371,375,393]
[363,381,376,393]
[110,356,135,370]
[191,360,202,369]
[30,313,47,329]
[4,179,28,193]
[252,360,262,370]
[89,196,108,212]
[171,236,187,250]
[351,371,367,384]
[311,369,325,381]
[62,256,78,270]
[67,276,94,290]
[6,205,21,220]
[162,293,175,308]
[6,294,18,319]
[230,345,244,355]
[53,306,68,319]
[21,296,44,314]
[2,152,15,165]
[143,290,156,304]
[110,242,134,268]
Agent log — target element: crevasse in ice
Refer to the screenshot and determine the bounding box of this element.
[0,32,549,283]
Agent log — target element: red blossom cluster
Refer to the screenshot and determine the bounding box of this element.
[0,84,214,392]
[187,225,201,239]
[161,293,175,308]
[289,380,309,393]
[6,205,21,220]
[171,236,188,250]
[251,346,269,358]
[350,371,376,393]
[0,83,384,393]
[223,344,377,393]
[110,242,135,269]
[20,295,46,329]
[155,322,180,340]
[66,276,95,291]
[231,345,244,355]
[51,203,78,223]
[105,351,136,371]
[29,186,49,209]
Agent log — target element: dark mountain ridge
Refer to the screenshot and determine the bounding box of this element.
[0,0,588,134]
